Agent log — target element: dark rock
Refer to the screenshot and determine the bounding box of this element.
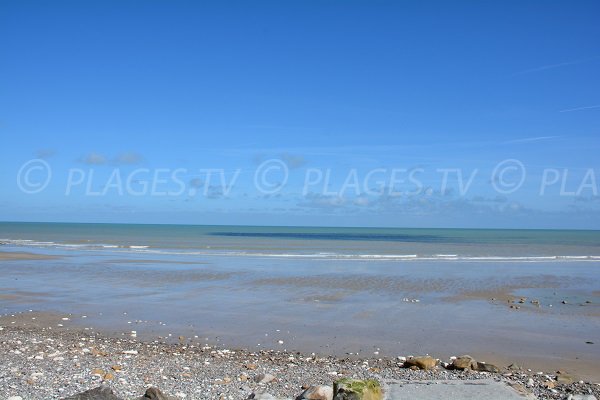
[63,385,123,400]
[474,361,500,373]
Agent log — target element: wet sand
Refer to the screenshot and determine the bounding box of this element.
[0,250,60,260]
[1,246,599,382]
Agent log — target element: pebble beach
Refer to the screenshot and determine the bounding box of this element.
[1,311,599,400]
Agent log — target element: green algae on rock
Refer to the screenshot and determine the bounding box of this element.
[333,378,382,400]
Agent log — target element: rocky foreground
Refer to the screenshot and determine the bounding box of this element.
[0,324,599,400]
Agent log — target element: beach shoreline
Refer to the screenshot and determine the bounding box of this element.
[2,223,600,391]
[1,243,600,384]
[1,310,599,399]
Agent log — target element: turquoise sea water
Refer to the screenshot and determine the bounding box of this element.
[1,221,599,260]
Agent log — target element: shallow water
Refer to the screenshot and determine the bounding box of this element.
[1,222,600,380]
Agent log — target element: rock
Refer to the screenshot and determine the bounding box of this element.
[566,395,598,400]
[140,387,177,400]
[507,363,522,371]
[91,368,105,376]
[526,378,534,387]
[333,378,382,400]
[451,355,477,370]
[555,373,575,384]
[543,381,556,389]
[255,373,276,384]
[64,385,123,400]
[91,348,108,357]
[296,385,333,400]
[7,397,23,400]
[403,356,437,370]
[474,361,500,373]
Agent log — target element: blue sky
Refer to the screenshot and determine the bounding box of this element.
[1,1,599,228]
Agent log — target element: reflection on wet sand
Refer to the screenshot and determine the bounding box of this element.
[0,251,60,260]
[1,246,600,381]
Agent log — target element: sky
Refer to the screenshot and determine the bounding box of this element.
[1,0,599,228]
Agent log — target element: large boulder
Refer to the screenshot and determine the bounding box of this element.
[255,373,276,384]
[63,385,123,400]
[403,356,437,370]
[451,355,477,370]
[333,378,382,400]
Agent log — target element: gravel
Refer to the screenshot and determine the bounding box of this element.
[0,323,598,399]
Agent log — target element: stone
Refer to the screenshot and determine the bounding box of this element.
[474,362,500,373]
[255,373,276,384]
[7,397,23,400]
[296,385,333,400]
[543,381,556,389]
[566,395,598,400]
[555,373,575,384]
[64,385,123,400]
[91,348,108,357]
[451,355,477,370]
[403,356,437,370]
[333,378,382,400]
[526,378,534,387]
[507,363,522,371]
[140,387,176,400]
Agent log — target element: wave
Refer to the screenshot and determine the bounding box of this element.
[2,238,600,262]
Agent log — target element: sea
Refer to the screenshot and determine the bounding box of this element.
[1,221,600,379]
[1,221,600,261]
